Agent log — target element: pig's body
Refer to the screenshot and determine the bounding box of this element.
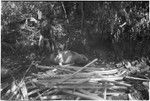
[49,50,88,66]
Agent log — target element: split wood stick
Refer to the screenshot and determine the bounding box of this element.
[36,65,54,69]
[63,90,104,100]
[58,58,98,84]
[104,86,107,100]
[125,76,149,81]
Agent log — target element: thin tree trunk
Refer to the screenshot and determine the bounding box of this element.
[81,2,84,34]
[61,2,69,24]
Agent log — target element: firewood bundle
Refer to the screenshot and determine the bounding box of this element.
[1,59,149,100]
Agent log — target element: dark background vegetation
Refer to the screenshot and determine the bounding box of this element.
[1,1,150,65]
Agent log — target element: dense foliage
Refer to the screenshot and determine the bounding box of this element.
[1,1,149,61]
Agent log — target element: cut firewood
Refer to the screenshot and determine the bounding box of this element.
[63,90,104,100]
[104,86,107,100]
[89,77,123,82]
[125,76,149,81]
[91,69,118,75]
[55,83,112,89]
[58,59,98,84]
[20,81,28,100]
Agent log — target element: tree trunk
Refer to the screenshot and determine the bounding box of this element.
[61,2,69,24]
[81,2,84,34]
